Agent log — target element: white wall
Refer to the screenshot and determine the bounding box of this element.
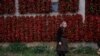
[78,0,85,23]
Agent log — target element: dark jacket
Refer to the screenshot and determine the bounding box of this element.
[56,27,64,42]
[97,42,100,48]
[56,27,68,53]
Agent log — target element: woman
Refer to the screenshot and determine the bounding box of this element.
[56,21,68,56]
[97,42,100,56]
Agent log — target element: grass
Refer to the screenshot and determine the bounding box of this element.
[0,43,98,56]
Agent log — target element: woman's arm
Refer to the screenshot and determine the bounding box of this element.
[56,27,63,42]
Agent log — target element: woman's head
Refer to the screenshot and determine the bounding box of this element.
[60,21,67,28]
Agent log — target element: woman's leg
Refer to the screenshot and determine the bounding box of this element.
[62,53,65,56]
[57,51,66,56]
[57,53,62,56]
[57,51,62,56]
[61,51,66,56]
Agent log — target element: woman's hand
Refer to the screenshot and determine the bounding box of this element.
[59,42,62,45]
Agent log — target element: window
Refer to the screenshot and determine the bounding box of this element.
[51,2,58,12]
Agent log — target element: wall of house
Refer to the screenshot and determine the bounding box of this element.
[0,0,100,48]
[2,0,85,22]
[0,0,99,43]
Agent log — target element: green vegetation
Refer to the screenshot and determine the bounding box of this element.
[0,43,98,56]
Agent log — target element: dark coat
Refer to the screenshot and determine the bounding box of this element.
[56,27,68,53]
[97,41,100,48]
[56,38,68,52]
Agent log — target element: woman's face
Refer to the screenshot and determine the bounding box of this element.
[60,21,67,28]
